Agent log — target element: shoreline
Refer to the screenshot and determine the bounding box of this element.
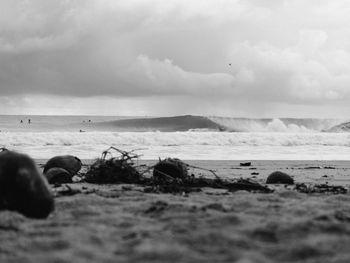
[36,159,350,186]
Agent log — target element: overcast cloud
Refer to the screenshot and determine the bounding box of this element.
[1,0,350,117]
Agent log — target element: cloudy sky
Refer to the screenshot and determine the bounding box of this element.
[1,0,350,117]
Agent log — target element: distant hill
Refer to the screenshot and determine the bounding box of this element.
[86,115,227,132]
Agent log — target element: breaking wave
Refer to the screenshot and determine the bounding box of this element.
[0,115,347,133]
[89,116,346,133]
[2,131,350,159]
[1,131,349,147]
[88,115,224,132]
[209,117,347,133]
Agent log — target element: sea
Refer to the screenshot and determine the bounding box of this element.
[1,115,350,160]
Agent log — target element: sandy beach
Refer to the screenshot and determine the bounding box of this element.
[3,0,350,262]
[1,160,350,263]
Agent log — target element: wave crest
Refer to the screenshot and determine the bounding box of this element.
[209,117,346,132]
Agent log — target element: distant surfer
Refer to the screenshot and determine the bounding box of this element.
[79,129,85,133]
[28,119,31,124]
[88,120,91,123]
[20,120,23,124]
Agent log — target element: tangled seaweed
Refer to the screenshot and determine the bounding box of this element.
[148,157,273,194]
[84,147,143,184]
[82,148,273,194]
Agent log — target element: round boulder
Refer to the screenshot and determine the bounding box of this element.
[0,149,54,219]
[153,158,188,182]
[266,171,294,185]
[45,167,72,184]
[44,155,82,176]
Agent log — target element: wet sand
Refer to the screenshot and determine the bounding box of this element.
[1,160,350,263]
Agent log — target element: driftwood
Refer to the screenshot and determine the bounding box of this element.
[145,175,273,194]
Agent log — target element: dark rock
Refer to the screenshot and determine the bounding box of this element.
[240,162,251,167]
[266,171,294,185]
[0,149,54,219]
[44,155,82,175]
[45,167,72,184]
[153,158,188,182]
[304,166,322,169]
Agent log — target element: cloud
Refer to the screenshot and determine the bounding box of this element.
[1,0,350,116]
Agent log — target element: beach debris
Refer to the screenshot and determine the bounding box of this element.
[84,147,142,184]
[148,158,272,194]
[45,167,72,184]
[224,178,274,192]
[0,148,54,219]
[266,171,294,185]
[81,148,272,194]
[295,183,347,194]
[44,155,82,176]
[240,162,251,167]
[147,177,273,194]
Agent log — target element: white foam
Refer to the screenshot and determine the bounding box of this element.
[2,131,350,160]
[209,117,346,132]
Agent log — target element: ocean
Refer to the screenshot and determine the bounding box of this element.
[0,115,350,160]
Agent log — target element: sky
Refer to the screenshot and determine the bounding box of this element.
[1,0,350,117]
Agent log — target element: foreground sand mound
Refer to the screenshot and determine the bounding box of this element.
[1,183,349,263]
[0,149,54,219]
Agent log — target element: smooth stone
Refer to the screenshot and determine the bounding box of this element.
[266,171,294,185]
[45,167,72,184]
[44,155,82,176]
[0,149,54,218]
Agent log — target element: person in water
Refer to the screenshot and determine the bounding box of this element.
[28,119,31,124]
